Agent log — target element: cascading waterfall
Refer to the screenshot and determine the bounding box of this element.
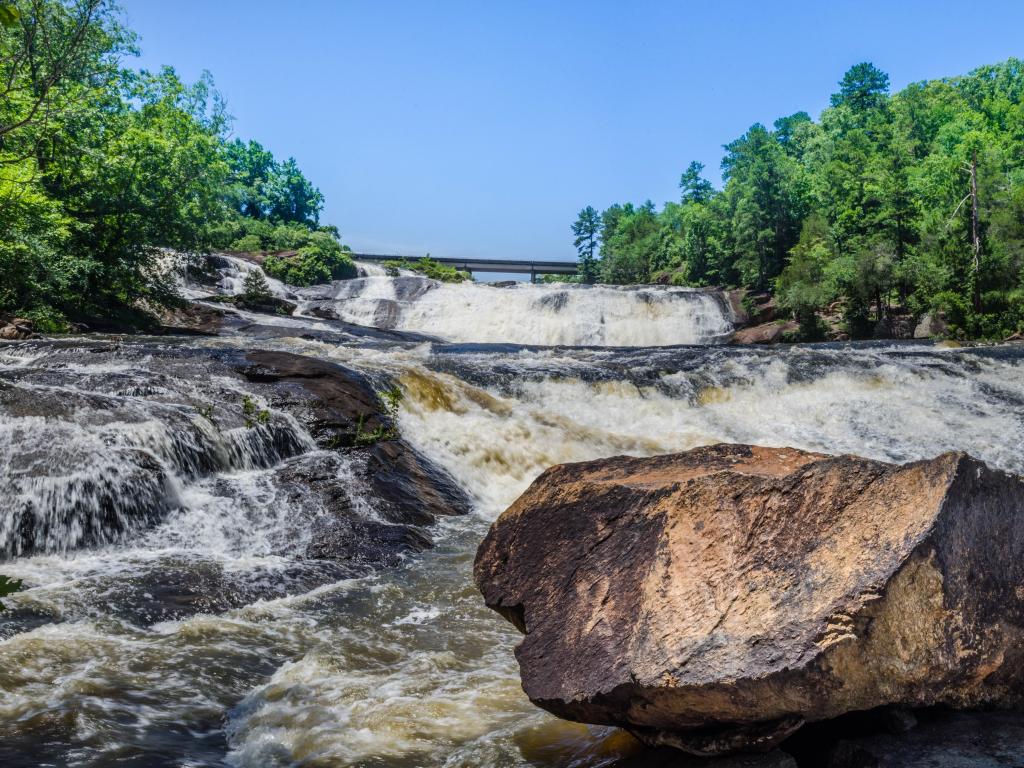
[182,256,737,346]
[299,271,736,346]
[2,305,1024,766]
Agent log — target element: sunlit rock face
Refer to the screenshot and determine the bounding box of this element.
[475,443,1024,755]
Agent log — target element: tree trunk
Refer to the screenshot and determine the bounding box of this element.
[970,150,981,312]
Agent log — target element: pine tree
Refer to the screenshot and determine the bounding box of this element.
[243,268,272,300]
[571,206,601,284]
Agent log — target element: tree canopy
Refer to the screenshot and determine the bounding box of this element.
[580,59,1024,340]
[0,0,350,329]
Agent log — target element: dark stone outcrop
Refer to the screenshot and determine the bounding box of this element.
[238,350,391,448]
[1,343,469,570]
[365,439,472,525]
[232,294,297,315]
[236,350,471,524]
[475,443,1024,755]
[155,301,227,335]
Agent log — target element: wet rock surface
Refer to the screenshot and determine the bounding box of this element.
[153,301,227,335]
[475,443,1024,755]
[0,341,468,579]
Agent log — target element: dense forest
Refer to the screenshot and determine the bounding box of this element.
[0,0,353,331]
[571,60,1024,340]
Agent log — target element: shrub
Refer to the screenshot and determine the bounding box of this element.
[242,269,272,300]
[382,256,469,283]
[230,234,263,252]
[262,233,356,286]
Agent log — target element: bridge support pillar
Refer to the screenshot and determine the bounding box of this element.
[530,268,536,283]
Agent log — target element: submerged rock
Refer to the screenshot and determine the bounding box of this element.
[475,443,1024,755]
[818,710,1024,767]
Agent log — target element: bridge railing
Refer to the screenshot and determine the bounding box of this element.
[351,253,578,280]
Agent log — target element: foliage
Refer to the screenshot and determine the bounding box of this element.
[221,139,323,226]
[382,256,470,283]
[379,385,403,415]
[575,58,1024,340]
[241,394,270,428]
[242,268,272,300]
[571,206,601,283]
[262,230,356,286]
[0,574,22,611]
[0,0,352,327]
[353,413,398,446]
[539,273,582,284]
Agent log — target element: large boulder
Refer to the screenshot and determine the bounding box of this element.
[913,312,948,339]
[475,444,1024,755]
[0,316,37,340]
[730,320,798,344]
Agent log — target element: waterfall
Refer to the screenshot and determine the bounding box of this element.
[178,256,736,346]
[296,271,735,346]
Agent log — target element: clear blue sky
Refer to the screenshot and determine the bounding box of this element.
[123,1,1024,262]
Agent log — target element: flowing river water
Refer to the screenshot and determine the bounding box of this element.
[2,262,1024,767]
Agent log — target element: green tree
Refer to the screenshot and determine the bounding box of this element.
[679,161,713,203]
[573,58,1024,339]
[776,214,834,339]
[242,268,272,300]
[831,62,890,113]
[571,205,601,283]
[720,123,807,289]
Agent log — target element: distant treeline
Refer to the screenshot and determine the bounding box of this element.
[0,0,353,330]
[570,60,1024,340]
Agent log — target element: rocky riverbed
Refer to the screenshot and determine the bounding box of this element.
[2,261,1024,766]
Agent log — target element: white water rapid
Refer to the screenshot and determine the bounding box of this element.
[2,270,1024,767]
[301,272,736,346]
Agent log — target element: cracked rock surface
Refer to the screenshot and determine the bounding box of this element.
[474,443,1024,755]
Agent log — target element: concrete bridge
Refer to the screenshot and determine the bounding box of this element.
[351,253,578,282]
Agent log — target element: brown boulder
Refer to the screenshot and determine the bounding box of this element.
[730,320,798,344]
[474,444,1024,755]
[0,317,36,340]
[913,312,948,339]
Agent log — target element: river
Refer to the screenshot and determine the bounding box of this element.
[2,261,1023,766]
